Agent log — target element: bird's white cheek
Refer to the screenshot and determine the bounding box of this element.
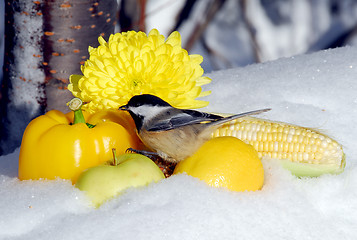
[133,106,169,121]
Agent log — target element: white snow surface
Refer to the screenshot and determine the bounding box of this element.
[1,47,357,239]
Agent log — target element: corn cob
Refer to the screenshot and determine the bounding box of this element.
[212,116,345,177]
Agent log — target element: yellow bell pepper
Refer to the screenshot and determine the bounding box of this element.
[18,98,141,183]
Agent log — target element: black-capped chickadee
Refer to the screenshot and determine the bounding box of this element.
[119,94,270,163]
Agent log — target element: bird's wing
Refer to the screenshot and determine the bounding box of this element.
[146,110,222,132]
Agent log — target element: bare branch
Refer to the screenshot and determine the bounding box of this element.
[184,0,227,52]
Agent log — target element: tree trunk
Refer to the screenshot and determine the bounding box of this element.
[0,0,117,155]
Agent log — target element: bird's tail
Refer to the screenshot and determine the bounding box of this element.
[210,108,271,126]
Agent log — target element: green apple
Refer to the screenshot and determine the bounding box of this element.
[75,152,165,207]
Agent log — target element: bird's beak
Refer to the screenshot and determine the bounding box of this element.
[119,105,128,111]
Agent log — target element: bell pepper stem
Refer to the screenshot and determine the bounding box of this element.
[112,148,118,166]
[68,98,86,124]
[73,110,86,125]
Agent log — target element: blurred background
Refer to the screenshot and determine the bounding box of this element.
[1,0,357,155]
[138,0,357,72]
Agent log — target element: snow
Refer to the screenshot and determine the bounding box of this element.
[1,46,357,239]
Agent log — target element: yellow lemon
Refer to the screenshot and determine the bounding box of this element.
[173,136,264,191]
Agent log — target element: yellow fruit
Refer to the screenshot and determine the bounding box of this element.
[173,136,264,191]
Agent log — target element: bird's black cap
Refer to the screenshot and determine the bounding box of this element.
[125,94,172,108]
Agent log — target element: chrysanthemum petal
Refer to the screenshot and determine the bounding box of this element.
[68,74,82,94]
[166,31,181,47]
[68,29,211,113]
[199,90,211,97]
[148,29,159,36]
[189,54,204,65]
[196,76,212,86]
[98,36,107,46]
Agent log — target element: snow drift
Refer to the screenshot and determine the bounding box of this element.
[0,46,356,240]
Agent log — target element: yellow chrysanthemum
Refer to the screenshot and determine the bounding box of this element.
[68,29,211,113]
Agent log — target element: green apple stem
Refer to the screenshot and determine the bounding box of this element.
[67,98,95,128]
[112,148,118,166]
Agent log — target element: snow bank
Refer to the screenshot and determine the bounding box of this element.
[1,46,356,239]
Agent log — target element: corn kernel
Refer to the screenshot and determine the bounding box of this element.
[212,117,344,166]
